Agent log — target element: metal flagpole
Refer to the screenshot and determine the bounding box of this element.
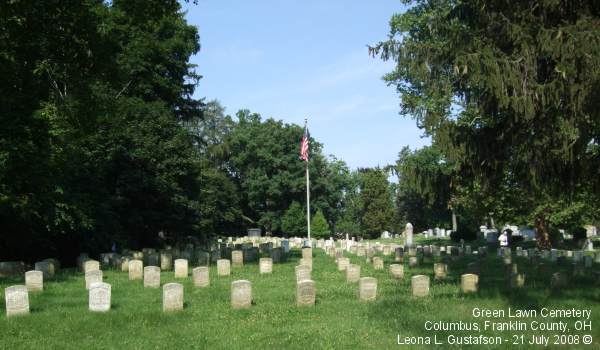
[305,118,311,247]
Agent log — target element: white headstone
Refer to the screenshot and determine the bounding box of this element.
[144,266,161,288]
[89,282,111,312]
[85,270,103,290]
[405,223,413,247]
[174,259,188,278]
[231,280,252,309]
[25,270,43,292]
[162,283,184,312]
[5,285,29,317]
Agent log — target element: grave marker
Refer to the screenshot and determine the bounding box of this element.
[89,282,111,312]
[193,267,210,287]
[389,264,404,279]
[231,280,252,309]
[295,265,311,282]
[232,250,244,267]
[174,259,188,278]
[411,275,430,297]
[346,264,361,283]
[84,260,100,274]
[358,277,377,302]
[129,260,143,280]
[85,270,103,290]
[296,280,316,306]
[163,283,184,312]
[217,259,231,276]
[25,271,43,292]
[5,285,29,317]
[259,258,273,274]
[144,266,161,288]
[461,274,479,293]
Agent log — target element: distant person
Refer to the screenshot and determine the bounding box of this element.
[498,230,508,247]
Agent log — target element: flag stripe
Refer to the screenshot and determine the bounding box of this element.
[300,125,309,161]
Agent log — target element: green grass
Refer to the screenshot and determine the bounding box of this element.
[1,245,599,350]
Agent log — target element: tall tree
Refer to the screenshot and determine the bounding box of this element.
[395,146,453,231]
[371,0,600,246]
[311,209,331,238]
[281,201,306,236]
[0,0,204,260]
[360,168,395,238]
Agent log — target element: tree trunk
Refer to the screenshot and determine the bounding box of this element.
[534,216,552,250]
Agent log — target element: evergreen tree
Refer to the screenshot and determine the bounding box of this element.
[360,168,395,238]
[372,0,600,245]
[281,201,306,236]
[311,209,331,238]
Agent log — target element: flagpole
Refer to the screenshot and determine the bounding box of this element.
[305,118,311,247]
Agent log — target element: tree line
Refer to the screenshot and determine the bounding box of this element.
[0,1,399,263]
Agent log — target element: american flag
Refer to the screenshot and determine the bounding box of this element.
[300,122,309,162]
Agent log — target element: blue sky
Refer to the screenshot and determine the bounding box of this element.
[181,0,430,170]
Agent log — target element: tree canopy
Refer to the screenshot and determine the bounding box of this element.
[372,0,600,243]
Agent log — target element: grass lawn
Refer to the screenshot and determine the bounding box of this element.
[1,240,599,349]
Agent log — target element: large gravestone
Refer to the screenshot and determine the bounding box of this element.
[163,283,184,312]
[346,264,361,283]
[231,280,252,309]
[174,259,188,278]
[25,271,43,292]
[231,250,244,268]
[84,260,100,274]
[434,263,448,280]
[405,223,414,247]
[296,280,316,306]
[193,267,209,287]
[217,259,231,276]
[259,258,273,274]
[461,274,479,293]
[89,282,111,312]
[411,275,430,297]
[389,264,404,279]
[129,260,143,280]
[85,270,103,290]
[295,265,311,282]
[5,285,29,317]
[160,253,173,271]
[358,277,377,302]
[337,257,350,271]
[144,266,161,288]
